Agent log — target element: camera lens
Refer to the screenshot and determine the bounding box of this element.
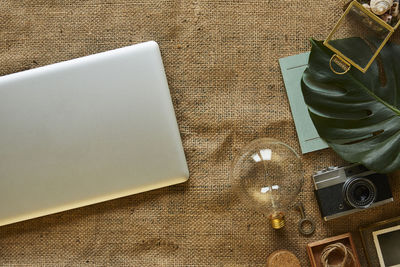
[343,177,377,209]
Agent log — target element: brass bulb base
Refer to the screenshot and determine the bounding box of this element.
[270,213,285,229]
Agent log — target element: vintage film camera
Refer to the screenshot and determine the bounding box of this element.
[313,164,393,221]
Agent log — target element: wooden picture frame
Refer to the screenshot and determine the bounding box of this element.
[360,216,400,267]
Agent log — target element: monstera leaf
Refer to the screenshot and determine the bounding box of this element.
[301,38,400,173]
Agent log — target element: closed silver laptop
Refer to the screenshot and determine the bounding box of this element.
[0,41,189,226]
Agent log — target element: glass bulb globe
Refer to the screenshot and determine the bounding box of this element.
[231,138,304,229]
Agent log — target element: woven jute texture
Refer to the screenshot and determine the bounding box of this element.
[1,1,400,266]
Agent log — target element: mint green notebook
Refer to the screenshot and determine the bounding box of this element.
[279,52,329,154]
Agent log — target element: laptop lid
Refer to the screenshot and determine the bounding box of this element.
[0,41,189,226]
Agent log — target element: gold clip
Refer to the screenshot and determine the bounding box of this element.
[329,54,351,75]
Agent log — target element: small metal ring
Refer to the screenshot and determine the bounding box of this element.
[329,54,351,75]
[298,218,315,236]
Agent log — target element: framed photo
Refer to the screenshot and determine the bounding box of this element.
[360,216,400,267]
[373,225,400,267]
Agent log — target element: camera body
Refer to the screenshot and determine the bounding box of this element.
[313,164,393,221]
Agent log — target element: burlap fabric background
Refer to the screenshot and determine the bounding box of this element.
[1,1,400,266]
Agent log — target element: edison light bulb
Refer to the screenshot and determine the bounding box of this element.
[231,138,304,229]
